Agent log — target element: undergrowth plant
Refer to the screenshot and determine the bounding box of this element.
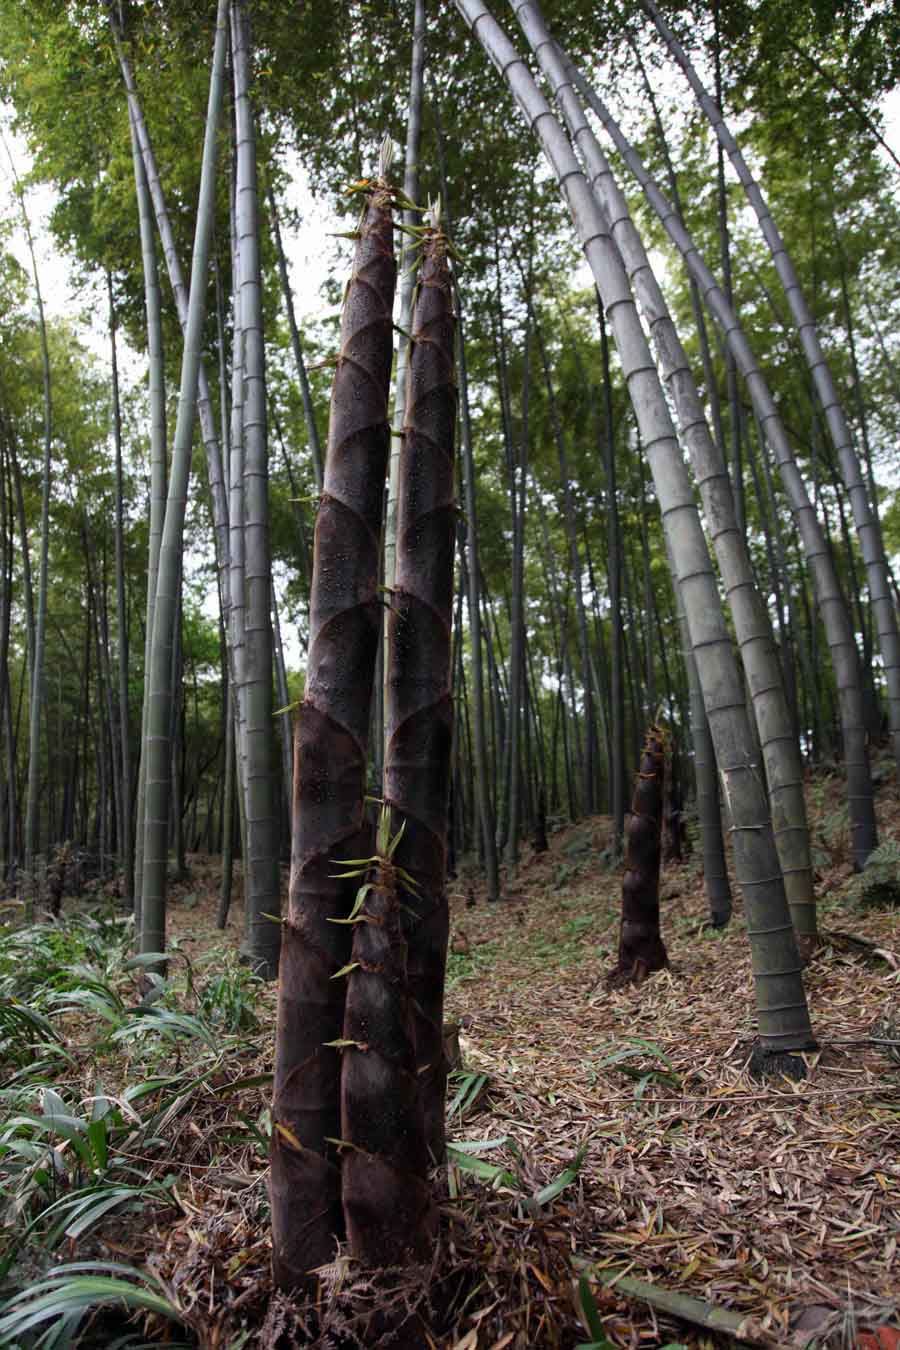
[809,777,851,869]
[0,907,268,1314]
[0,1260,190,1348]
[590,1037,680,1098]
[843,838,900,909]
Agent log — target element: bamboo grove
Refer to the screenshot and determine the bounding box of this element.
[0,0,899,1295]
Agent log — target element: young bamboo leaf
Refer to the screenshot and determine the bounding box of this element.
[331,962,360,980]
[531,1145,587,1207]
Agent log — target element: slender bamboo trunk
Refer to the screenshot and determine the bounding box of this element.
[833,218,885,566]
[534,318,596,815]
[575,66,877,869]
[272,411,312,589]
[505,318,530,869]
[712,4,746,538]
[532,31,816,943]
[642,0,900,783]
[170,597,187,881]
[481,587,504,818]
[96,532,122,870]
[266,181,323,491]
[536,494,580,822]
[271,582,293,837]
[863,291,900,408]
[128,102,167,933]
[0,443,9,889]
[639,460,657,715]
[462,0,813,1062]
[584,528,612,784]
[383,0,426,784]
[433,95,500,900]
[599,305,625,850]
[139,0,228,957]
[8,161,52,910]
[113,18,230,666]
[622,536,644,762]
[491,281,516,853]
[232,0,280,977]
[384,0,426,625]
[107,274,133,910]
[217,686,236,928]
[8,442,34,700]
[228,152,250,903]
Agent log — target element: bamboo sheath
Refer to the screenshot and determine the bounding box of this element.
[271,172,396,1288]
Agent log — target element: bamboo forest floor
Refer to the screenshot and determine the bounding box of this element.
[438,786,900,1349]
[3,763,900,1348]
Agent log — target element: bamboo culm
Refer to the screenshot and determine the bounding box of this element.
[112,26,231,634]
[127,103,167,932]
[232,0,281,978]
[384,0,426,746]
[139,0,228,957]
[459,0,814,1060]
[525,24,817,945]
[433,97,501,901]
[9,159,52,909]
[572,65,877,870]
[108,275,133,914]
[642,0,900,788]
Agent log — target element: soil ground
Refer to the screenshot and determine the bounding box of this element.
[4,764,899,1347]
[155,762,900,1347]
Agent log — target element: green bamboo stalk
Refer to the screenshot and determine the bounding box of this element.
[433,96,501,900]
[232,0,280,978]
[112,23,230,632]
[5,147,51,914]
[384,0,427,754]
[572,63,877,871]
[127,102,167,935]
[266,181,323,492]
[456,0,814,1064]
[521,17,816,947]
[140,0,228,957]
[107,273,133,914]
[642,0,900,789]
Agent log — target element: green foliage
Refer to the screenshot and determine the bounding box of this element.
[447,1134,587,1216]
[447,1069,489,1121]
[446,938,498,989]
[195,959,262,1033]
[845,838,900,909]
[0,910,269,1309]
[576,1274,617,1349]
[591,1037,680,1099]
[0,1260,188,1348]
[530,911,598,968]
